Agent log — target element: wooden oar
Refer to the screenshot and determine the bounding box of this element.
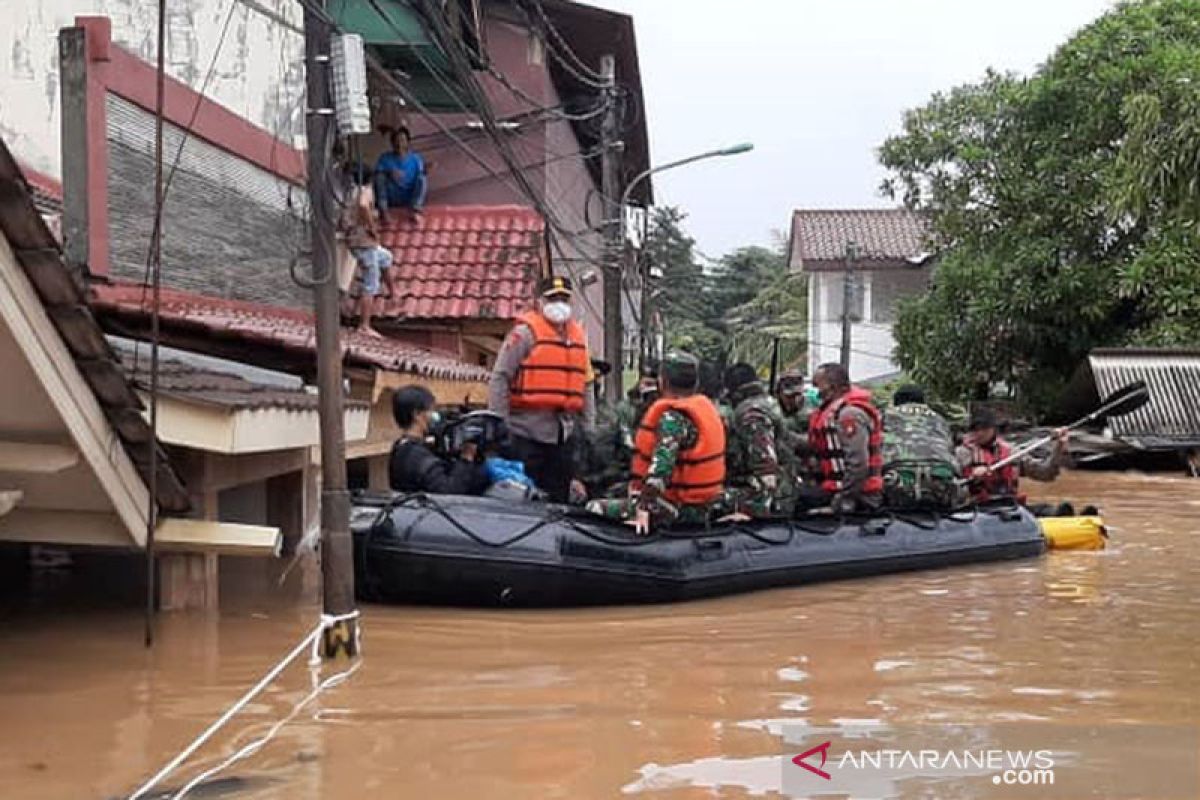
[960,380,1150,483]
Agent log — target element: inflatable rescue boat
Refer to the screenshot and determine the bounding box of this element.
[351,494,1100,607]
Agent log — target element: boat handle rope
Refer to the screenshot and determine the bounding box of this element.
[126,610,361,800]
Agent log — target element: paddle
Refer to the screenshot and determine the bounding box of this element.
[959,380,1150,483]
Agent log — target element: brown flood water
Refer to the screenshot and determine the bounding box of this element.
[0,471,1197,799]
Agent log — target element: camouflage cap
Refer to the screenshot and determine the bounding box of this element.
[776,368,806,395]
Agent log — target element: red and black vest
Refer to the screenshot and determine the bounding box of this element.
[963,437,1021,503]
[807,387,884,495]
[631,395,726,505]
[509,311,589,413]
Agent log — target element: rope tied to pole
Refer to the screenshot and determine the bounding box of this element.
[126,610,361,800]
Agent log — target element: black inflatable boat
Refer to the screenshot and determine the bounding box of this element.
[350,494,1047,607]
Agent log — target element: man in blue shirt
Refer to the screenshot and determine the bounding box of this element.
[373,126,427,218]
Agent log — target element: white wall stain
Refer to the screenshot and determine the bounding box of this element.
[0,0,305,177]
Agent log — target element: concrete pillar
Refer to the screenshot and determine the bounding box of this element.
[159,551,219,611]
[159,485,219,611]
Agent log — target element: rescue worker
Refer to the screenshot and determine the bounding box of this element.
[723,362,796,518]
[489,276,595,503]
[803,362,884,513]
[881,385,961,509]
[587,351,726,534]
[956,408,1069,504]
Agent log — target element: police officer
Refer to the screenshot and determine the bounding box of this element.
[723,362,796,518]
[489,276,594,502]
[803,362,884,513]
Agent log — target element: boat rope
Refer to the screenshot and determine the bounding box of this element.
[166,661,362,800]
[126,610,360,800]
[368,494,1025,553]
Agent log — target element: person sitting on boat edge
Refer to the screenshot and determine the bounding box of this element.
[956,407,1069,505]
[489,275,595,504]
[881,384,963,510]
[389,385,490,496]
[799,362,884,514]
[723,362,797,518]
[586,351,727,534]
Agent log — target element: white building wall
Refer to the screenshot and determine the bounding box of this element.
[807,267,931,382]
[0,0,305,179]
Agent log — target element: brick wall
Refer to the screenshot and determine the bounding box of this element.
[105,94,311,308]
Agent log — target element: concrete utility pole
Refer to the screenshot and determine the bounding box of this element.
[840,240,860,372]
[303,0,358,659]
[599,53,623,404]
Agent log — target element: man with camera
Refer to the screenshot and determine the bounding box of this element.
[388,385,490,495]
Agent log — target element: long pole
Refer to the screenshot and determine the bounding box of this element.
[599,53,622,404]
[303,0,358,659]
[839,241,858,372]
[145,0,167,648]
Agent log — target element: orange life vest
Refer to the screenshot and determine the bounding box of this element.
[631,395,727,506]
[808,386,884,495]
[509,311,589,413]
[963,437,1022,503]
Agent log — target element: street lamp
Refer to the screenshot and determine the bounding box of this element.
[616,143,754,375]
[619,142,755,212]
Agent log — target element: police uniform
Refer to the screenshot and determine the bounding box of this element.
[489,276,595,502]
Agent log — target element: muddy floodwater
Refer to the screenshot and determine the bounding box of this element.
[0,471,1197,799]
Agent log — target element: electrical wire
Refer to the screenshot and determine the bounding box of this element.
[520,0,608,88]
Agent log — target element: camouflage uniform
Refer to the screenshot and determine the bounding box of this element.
[725,383,797,517]
[586,409,714,525]
[577,402,636,497]
[881,402,962,508]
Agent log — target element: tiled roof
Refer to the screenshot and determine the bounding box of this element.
[117,349,371,413]
[91,283,491,382]
[343,205,545,321]
[0,139,189,512]
[789,209,931,269]
[16,162,64,217]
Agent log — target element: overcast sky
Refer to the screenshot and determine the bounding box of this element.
[586,0,1117,258]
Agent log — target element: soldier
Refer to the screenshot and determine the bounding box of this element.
[881,385,962,509]
[587,351,726,534]
[723,362,796,518]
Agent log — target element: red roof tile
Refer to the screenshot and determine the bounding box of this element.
[91,283,490,382]
[343,205,546,321]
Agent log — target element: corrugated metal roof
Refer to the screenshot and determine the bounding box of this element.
[1089,349,1200,450]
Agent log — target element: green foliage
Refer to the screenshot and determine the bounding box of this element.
[641,209,806,372]
[880,0,1200,413]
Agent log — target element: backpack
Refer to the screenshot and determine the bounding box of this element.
[881,403,962,509]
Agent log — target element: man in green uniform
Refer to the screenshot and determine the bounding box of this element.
[881,385,962,509]
[587,352,726,533]
[723,363,796,518]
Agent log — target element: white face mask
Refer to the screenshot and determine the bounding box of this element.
[542,301,572,324]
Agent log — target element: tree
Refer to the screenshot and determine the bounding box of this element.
[880,0,1200,413]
